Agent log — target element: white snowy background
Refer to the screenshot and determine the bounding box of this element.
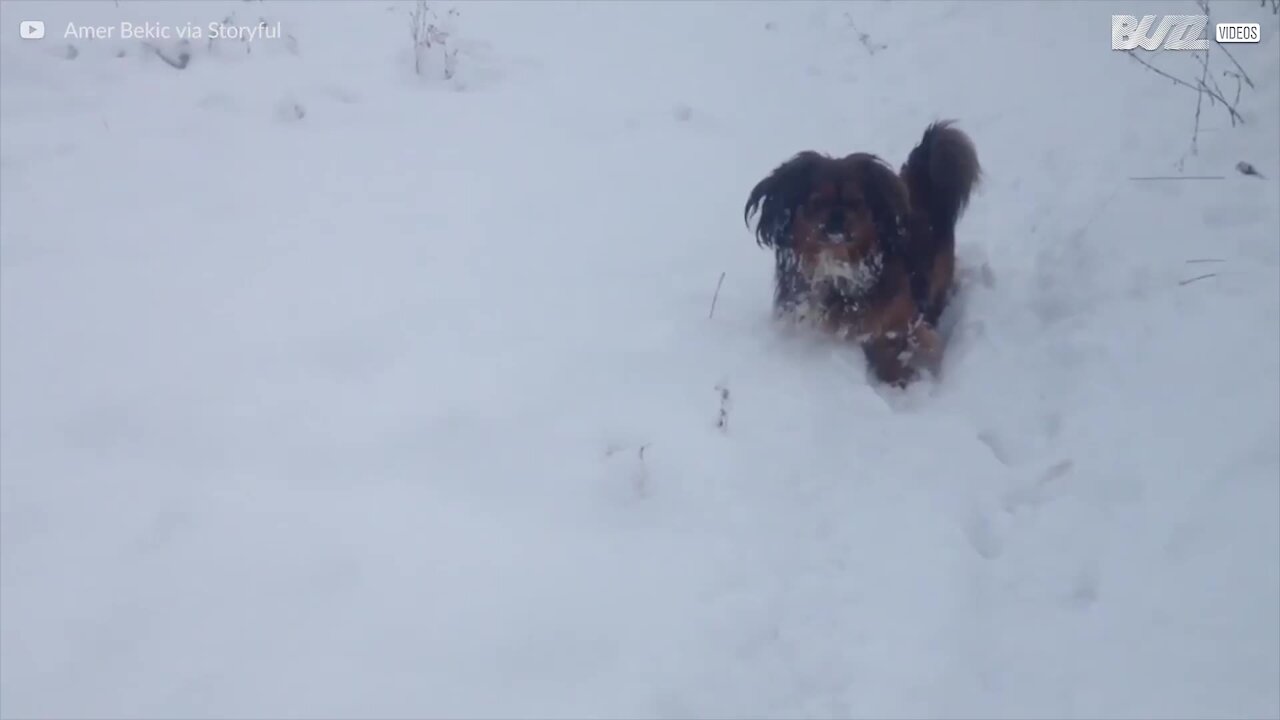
[1,1,1277,718]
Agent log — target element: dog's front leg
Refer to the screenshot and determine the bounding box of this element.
[906,321,943,378]
[861,333,915,387]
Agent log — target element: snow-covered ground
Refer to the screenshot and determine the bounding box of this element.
[2,1,1277,717]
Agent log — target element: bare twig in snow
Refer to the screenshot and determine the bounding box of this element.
[1185,258,1225,263]
[634,444,651,498]
[715,384,731,432]
[1218,46,1255,91]
[1223,70,1244,107]
[843,13,887,55]
[606,442,653,498]
[409,0,430,76]
[1123,50,1244,127]
[1179,273,1218,286]
[1188,1,1212,155]
[708,271,726,319]
[1191,47,1209,155]
[409,2,459,80]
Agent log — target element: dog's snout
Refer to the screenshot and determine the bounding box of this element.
[825,209,846,232]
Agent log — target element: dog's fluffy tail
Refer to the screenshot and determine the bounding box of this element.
[901,121,980,237]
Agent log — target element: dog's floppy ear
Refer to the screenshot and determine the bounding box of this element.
[855,155,911,256]
[744,151,825,249]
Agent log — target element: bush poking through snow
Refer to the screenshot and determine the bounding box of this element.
[843,13,887,55]
[1122,0,1261,164]
[715,385,731,433]
[409,0,460,81]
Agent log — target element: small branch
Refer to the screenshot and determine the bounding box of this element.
[1217,44,1255,90]
[1191,47,1209,154]
[1189,0,1211,154]
[1123,50,1244,126]
[634,444,650,498]
[843,13,886,55]
[708,271,726,319]
[1223,70,1244,107]
[1179,273,1218,286]
[409,0,431,76]
[1185,258,1225,264]
[714,385,731,432]
[1198,68,1236,118]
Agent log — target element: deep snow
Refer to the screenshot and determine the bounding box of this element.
[1,1,1278,718]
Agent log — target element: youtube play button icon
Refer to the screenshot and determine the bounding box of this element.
[20,20,45,39]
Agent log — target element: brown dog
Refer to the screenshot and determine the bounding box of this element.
[744,122,980,386]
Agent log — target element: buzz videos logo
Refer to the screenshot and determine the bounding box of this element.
[1112,14,1261,50]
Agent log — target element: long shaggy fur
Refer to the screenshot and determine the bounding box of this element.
[901,121,981,237]
[743,121,981,385]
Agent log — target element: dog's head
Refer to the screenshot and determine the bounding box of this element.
[745,152,909,295]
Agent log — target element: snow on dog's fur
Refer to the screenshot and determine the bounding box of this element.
[744,122,981,386]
